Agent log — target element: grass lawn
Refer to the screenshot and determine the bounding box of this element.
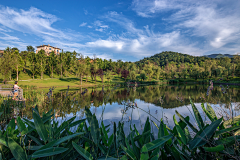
[0,71,126,89]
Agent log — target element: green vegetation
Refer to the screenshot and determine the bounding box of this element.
[0,97,240,159]
[1,48,240,87]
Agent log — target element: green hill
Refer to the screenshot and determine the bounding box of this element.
[135,51,211,67]
[204,54,233,58]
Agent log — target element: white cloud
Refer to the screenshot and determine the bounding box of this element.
[79,22,87,27]
[92,20,109,32]
[131,0,240,55]
[87,39,124,50]
[104,11,142,35]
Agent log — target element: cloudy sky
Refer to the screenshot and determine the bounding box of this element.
[0,0,239,61]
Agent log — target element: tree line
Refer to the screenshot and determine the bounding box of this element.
[0,47,240,83]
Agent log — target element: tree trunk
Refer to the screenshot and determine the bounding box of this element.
[17,65,18,81]
[86,76,88,82]
[95,76,96,83]
[80,75,82,85]
[41,60,43,79]
[24,61,26,73]
[61,63,63,78]
[52,65,53,78]
[9,70,11,81]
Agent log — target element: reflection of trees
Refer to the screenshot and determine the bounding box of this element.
[18,85,240,119]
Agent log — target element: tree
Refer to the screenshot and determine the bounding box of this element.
[121,70,129,81]
[28,52,37,79]
[0,47,14,81]
[105,70,111,82]
[20,51,29,73]
[140,70,147,81]
[48,51,57,78]
[91,63,99,83]
[129,71,136,80]
[117,68,122,77]
[37,49,47,79]
[98,69,104,83]
[12,50,23,81]
[77,62,87,85]
[58,50,64,78]
[27,46,35,52]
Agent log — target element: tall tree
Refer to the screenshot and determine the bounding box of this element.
[0,47,14,81]
[12,50,23,81]
[37,49,46,79]
[27,45,35,52]
[91,63,99,83]
[28,52,37,79]
[48,51,57,78]
[58,50,64,78]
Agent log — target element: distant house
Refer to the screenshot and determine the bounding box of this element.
[36,44,61,56]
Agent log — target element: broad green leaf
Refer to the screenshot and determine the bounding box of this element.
[201,103,216,122]
[173,115,187,145]
[142,117,151,144]
[32,147,68,158]
[0,135,7,147]
[55,116,76,136]
[184,127,191,143]
[203,145,224,152]
[85,107,100,145]
[140,145,149,160]
[23,118,35,128]
[215,125,240,136]
[68,118,86,128]
[206,103,217,120]
[189,118,222,149]
[16,117,27,135]
[8,137,27,160]
[235,129,240,136]
[175,110,198,133]
[145,135,172,151]
[32,109,48,142]
[120,144,137,160]
[54,132,84,146]
[189,97,204,130]
[27,145,44,150]
[28,135,43,145]
[120,155,128,160]
[98,157,118,160]
[223,115,240,127]
[72,141,93,160]
[216,135,240,147]
[39,140,57,150]
[7,119,15,136]
[158,119,164,138]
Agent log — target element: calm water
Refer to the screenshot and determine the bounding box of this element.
[3,84,240,133]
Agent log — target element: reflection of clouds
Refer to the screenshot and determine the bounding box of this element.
[53,100,240,135]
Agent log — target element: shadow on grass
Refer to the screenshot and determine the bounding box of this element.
[59,78,80,83]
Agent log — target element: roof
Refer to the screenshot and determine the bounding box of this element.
[36,45,61,50]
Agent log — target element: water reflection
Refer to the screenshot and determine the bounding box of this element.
[1,84,240,132]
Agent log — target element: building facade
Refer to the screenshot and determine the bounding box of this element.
[36,44,61,55]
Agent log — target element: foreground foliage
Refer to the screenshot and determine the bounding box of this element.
[0,98,240,159]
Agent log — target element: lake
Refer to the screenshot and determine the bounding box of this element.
[1,84,240,134]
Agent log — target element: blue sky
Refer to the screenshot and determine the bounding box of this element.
[0,0,239,62]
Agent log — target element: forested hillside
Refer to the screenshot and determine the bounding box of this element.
[204,54,233,58]
[1,47,240,83]
[135,51,210,67]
